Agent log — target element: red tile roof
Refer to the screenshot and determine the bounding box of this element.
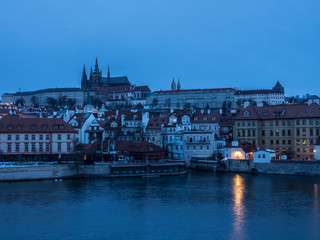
[0,115,75,133]
[234,103,320,120]
[147,116,168,129]
[153,88,235,94]
[191,111,219,123]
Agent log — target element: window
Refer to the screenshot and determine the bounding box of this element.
[248,130,251,137]
[261,130,265,136]
[296,129,300,136]
[270,130,273,137]
[282,140,286,144]
[7,135,11,141]
[276,121,279,126]
[310,129,314,136]
[32,144,35,152]
[58,143,61,151]
[25,144,28,152]
[15,143,19,152]
[297,139,301,145]
[252,130,255,137]
[46,144,50,151]
[262,140,265,145]
[39,135,43,140]
[16,135,19,140]
[297,148,300,152]
[276,130,279,136]
[270,140,274,145]
[296,120,300,125]
[7,143,11,152]
[282,121,286,126]
[46,134,50,140]
[58,135,61,140]
[302,129,306,136]
[288,140,291,145]
[288,130,291,136]
[67,143,71,151]
[39,144,43,152]
[288,120,291,126]
[282,130,286,136]
[310,120,314,125]
[67,134,71,140]
[302,120,306,125]
[32,135,35,140]
[242,130,245,137]
[25,134,29,140]
[276,140,279,145]
[270,121,273,126]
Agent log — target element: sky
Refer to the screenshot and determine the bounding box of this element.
[0,0,320,97]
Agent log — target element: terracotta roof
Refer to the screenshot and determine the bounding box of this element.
[68,113,92,127]
[234,103,320,120]
[147,116,168,129]
[234,89,283,95]
[0,115,75,133]
[153,88,235,94]
[191,111,219,123]
[224,141,257,153]
[115,141,165,153]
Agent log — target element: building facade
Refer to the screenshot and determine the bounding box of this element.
[234,103,320,160]
[0,116,76,154]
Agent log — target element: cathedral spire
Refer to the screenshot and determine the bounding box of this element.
[171,78,176,90]
[107,65,110,79]
[81,65,88,90]
[177,78,181,90]
[94,57,99,73]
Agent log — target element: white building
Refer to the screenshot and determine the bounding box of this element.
[253,149,276,163]
[68,113,104,144]
[314,138,320,160]
[234,82,285,106]
[223,141,256,160]
[0,116,76,154]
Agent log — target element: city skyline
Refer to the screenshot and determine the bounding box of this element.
[1,0,320,97]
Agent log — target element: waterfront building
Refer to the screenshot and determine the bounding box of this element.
[161,113,190,160]
[114,141,166,162]
[184,110,222,162]
[234,81,285,106]
[223,141,257,160]
[314,138,320,160]
[234,102,320,160]
[68,113,104,145]
[0,115,76,154]
[253,149,276,163]
[145,114,168,146]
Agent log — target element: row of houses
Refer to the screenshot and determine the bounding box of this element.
[1,99,320,162]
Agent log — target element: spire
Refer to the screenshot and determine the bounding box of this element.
[81,65,88,90]
[94,57,99,73]
[171,78,176,90]
[107,65,110,79]
[177,78,181,90]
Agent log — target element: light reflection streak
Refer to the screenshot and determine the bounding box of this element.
[311,184,319,239]
[230,174,247,240]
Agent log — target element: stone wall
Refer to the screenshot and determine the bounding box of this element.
[255,162,320,176]
[225,159,254,173]
[189,161,217,171]
[0,164,110,181]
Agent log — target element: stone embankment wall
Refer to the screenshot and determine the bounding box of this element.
[189,161,217,171]
[0,164,110,181]
[224,159,320,176]
[254,163,320,175]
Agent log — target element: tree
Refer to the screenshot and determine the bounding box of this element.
[15,98,25,107]
[66,98,77,109]
[151,98,159,108]
[58,96,68,107]
[183,103,191,111]
[31,96,39,108]
[46,97,58,108]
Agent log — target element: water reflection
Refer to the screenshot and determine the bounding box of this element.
[230,174,247,240]
[312,184,319,239]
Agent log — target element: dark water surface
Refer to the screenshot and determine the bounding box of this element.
[0,171,320,240]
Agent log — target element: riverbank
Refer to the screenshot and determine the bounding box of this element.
[0,161,187,181]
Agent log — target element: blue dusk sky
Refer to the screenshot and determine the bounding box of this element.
[0,0,319,97]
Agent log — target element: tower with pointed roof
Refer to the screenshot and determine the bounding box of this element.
[171,78,176,90]
[81,65,88,90]
[177,79,181,90]
[272,81,284,93]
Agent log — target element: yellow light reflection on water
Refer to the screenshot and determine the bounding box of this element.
[230,174,246,240]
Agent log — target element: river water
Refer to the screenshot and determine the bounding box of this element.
[0,171,319,240]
